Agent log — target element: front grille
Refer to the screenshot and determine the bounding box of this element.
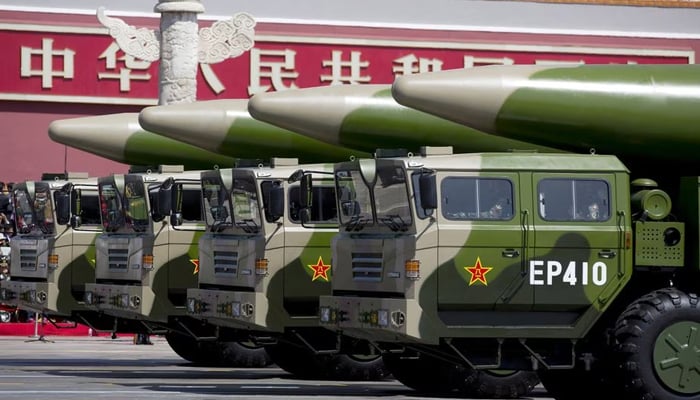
[351,252,383,282]
[20,249,38,270]
[108,248,129,270]
[214,250,238,274]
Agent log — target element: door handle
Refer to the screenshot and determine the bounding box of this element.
[598,250,616,259]
[502,249,520,258]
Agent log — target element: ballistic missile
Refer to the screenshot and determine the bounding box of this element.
[247,84,560,154]
[138,99,370,162]
[391,64,700,165]
[48,113,237,169]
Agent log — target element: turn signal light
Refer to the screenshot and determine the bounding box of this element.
[48,254,59,269]
[255,258,269,275]
[142,255,154,270]
[405,259,420,280]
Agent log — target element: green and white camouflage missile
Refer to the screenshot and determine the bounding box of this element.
[247,84,560,154]
[138,99,370,162]
[392,64,700,164]
[49,113,237,169]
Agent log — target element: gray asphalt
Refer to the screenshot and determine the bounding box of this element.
[0,335,552,399]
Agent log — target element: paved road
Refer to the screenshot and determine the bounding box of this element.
[0,335,552,399]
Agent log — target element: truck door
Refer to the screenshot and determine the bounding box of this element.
[531,174,622,317]
[283,182,336,317]
[437,172,532,316]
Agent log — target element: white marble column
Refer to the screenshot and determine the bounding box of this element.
[154,0,204,105]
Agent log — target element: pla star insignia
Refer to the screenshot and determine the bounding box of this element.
[465,257,492,286]
[191,259,199,275]
[308,256,331,282]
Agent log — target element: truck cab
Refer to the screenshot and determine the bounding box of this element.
[0,174,103,321]
[187,159,386,380]
[83,166,204,328]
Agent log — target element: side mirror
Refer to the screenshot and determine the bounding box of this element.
[154,178,174,222]
[299,208,311,224]
[170,212,183,226]
[419,173,437,210]
[300,174,312,209]
[70,215,82,229]
[54,191,71,225]
[267,185,284,221]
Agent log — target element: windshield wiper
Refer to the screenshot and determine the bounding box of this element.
[345,215,370,232]
[235,218,259,234]
[378,214,409,232]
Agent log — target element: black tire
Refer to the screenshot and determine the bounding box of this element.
[265,341,328,379]
[382,351,463,394]
[538,367,621,400]
[165,332,218,365]
[615,288,700,399]
[215,340,273,368]
[325,352,390,381]
[459,370,540,399]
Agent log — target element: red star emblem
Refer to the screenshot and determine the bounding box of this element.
[307,256,331,282]
[465,257,492,286]
[191,259,199,275]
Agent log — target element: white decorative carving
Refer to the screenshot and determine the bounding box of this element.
[198,12,256,64]
[97,7,160,62]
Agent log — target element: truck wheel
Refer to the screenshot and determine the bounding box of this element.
[458,370,540,399]
[325,352,389,381]
[615,288,700,399]
[216,340,273,368]
[381,352,462,394]
[165,332,218,365]
[265,341,328,379]
[538,368,619,400]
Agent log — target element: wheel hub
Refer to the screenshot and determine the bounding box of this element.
[653,321,700,394]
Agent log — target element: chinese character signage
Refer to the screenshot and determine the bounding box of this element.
[0,23,696,105]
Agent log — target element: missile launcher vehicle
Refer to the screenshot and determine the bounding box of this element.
[82,166,270,366]
[0,174,144,332]
[186,159,387,380]
[314,146,700,399]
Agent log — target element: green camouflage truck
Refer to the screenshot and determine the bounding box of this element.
[315,146,699,399]
[82,165,269,366]
[186,159,386,380]
[0,174,140,332]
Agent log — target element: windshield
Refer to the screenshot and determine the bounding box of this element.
[124,176,149,232]
[202,174,232,231]
[335,160,412,231]
[99,179,124,232]
[14,182,56,235]
[231,170,261,233]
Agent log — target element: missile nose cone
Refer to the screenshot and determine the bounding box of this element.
[392,65,552,132]
[49,113,141,157]
[139,99,248,144]
[249,85,389,145]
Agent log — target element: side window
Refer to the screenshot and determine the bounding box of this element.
[288,185,337,224]
[80,193,102,225]
[441,177,514,221]
[181,188,203,222]
[538,178,610,222]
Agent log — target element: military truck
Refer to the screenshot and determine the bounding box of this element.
[82,165,269,366]
[312,146,700,399]
[0,174,136,332]
[186,159,387,380]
